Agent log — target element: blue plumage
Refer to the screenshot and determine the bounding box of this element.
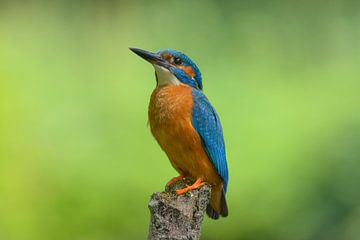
[191,89,229,192]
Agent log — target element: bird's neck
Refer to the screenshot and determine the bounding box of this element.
[154,65,180,86]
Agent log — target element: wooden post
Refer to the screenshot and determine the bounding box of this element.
[148,179,211,240]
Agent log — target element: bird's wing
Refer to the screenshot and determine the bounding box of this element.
[191,89,229,192]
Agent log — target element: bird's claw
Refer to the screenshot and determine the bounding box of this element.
[175,177,205,195]
[166,175,185,186]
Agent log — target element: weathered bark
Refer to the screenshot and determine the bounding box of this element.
[148,179,211,240]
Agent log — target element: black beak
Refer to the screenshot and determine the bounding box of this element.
[129,47,171,69]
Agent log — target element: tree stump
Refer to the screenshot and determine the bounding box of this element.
[148,179,211,240]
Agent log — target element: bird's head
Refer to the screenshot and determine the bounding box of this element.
[130,48,202,90]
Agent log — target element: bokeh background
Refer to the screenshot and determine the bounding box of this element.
[1,0,359,239]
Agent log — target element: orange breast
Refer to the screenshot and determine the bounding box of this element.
[148,84,221,187]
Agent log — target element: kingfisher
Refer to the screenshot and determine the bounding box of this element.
[130,48,229,219]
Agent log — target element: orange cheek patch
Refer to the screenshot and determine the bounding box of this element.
[162,53,172,61]
[179,66,196,78]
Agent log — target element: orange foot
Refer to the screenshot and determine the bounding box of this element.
[176,177,205,195]
[166,175,184,186]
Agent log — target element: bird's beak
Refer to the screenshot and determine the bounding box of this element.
[129,47,172,69]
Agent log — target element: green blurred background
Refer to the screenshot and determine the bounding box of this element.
[0,0,359,239]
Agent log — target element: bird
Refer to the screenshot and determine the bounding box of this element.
[129,47,229,219]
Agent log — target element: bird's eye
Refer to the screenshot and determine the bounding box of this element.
[173,57,182,65]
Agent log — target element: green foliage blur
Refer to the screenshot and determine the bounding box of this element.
[0,0,359,239]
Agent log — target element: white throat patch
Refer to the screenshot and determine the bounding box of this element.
[153,65,180,86]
